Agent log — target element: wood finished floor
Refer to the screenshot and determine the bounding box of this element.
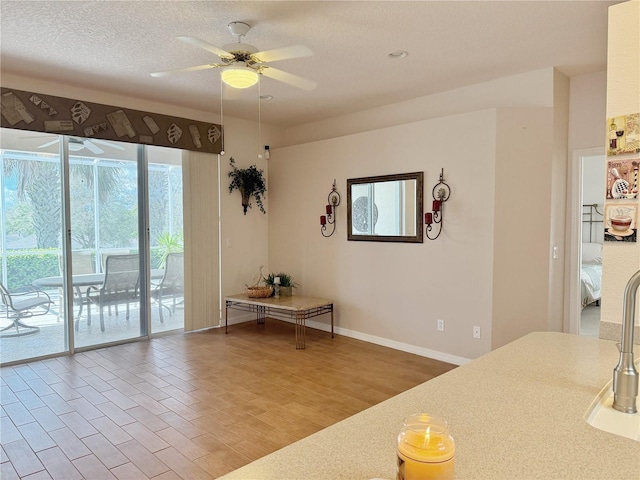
[0,319,456,479]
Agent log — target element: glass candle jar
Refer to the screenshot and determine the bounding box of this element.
[397,413,455,480]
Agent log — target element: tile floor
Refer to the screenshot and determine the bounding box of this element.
[1,298,184,365]
[0,319,456,479]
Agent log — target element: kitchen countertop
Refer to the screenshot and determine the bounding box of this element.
[218,332,640,479]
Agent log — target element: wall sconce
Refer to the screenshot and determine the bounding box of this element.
[425,168,452,240]
[320,180,341,237]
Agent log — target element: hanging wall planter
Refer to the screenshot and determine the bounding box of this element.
[228,157,267,215]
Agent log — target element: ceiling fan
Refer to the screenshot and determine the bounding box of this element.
[36,137,126,155]
[151,21,317,91]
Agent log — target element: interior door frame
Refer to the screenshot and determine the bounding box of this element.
[566,147,605,335]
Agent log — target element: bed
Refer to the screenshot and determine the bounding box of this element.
[581,242,602,308]
[580,204,604,309]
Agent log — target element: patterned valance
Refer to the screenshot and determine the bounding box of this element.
[0,88,222,154]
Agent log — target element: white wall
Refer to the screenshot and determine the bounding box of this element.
[548,70,570,332]
[270,68,568,363]
[283,68,555,147]
[491,108,555,349]
[600,0,640,343]
[270,109,496,363]
[568,71,607,154]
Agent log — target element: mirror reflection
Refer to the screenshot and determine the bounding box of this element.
[347,172,423,243]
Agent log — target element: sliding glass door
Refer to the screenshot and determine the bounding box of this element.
[147,145,184,334]
[1,129,184,364]
[69,141,144,348]
[0,132,68,363]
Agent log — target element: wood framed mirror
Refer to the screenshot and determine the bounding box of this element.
[347,172,424,243]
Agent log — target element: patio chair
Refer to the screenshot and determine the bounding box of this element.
[0,282,52,337]
[99,249,130,272]
[151,252,184,322]
[87,254,139,332]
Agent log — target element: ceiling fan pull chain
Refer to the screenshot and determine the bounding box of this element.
[257,79,262,159]
[220,80,225,156]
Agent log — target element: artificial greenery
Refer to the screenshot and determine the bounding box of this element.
[228,157,266,215]
[263,272,299,288]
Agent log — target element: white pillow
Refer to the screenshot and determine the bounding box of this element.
[582,243,602,265]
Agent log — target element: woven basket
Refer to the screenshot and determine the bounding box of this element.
[246,286,273,298]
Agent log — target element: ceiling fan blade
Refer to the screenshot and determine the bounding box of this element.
[150,63,220,78]
[252,45,313,64]
[37,139,59,148]
[177,36,234,59]
[83,141,104,155]
[92,139,126,151]
[260,67,317,91]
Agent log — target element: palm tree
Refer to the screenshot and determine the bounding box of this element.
[3,154,121,249]
[3,157,60,248]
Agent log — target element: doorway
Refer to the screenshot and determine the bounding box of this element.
[568,148,605,337]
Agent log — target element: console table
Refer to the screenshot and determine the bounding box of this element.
[225,294,334,349]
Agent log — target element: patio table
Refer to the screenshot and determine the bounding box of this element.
[33,270,163,329]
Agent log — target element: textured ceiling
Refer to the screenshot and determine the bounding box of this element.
[0,1,619,128]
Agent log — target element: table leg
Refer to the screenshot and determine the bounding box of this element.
[225,301,228,334]
[86,287,92,326]
[296,311,306,349]
[331,304,334,338]
[257,305,265,325]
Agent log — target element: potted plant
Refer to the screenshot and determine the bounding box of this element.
[263,272,299,296]
[228,157,266,215]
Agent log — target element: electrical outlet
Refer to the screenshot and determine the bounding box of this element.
[473,326,481,339]
[437,319,445,331]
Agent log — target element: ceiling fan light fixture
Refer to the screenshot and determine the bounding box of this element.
[221,64,259,89]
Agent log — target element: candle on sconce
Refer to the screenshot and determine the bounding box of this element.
[425,213,433,225]
[433,200,441,212]
[326,204,332,215]
[274,276,281,285]
[320,215,327,225]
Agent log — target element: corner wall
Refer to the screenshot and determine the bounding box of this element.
[601,0,640,343]
[271,69,567,361]
[491,108,554,349]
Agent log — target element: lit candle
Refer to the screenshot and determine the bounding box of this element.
[320,215,327,225]
[274,276,281,285]
[397,415,455,480]
[433,200,441,212]
[326,204,332,215]
[425,213,433,225]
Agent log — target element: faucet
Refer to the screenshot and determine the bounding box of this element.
[612,269,640,413]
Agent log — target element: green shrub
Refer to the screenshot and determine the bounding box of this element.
[2,251,59,289]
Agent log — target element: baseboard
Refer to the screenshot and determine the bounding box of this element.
[224,312,256,327]
[229,312,470,366]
